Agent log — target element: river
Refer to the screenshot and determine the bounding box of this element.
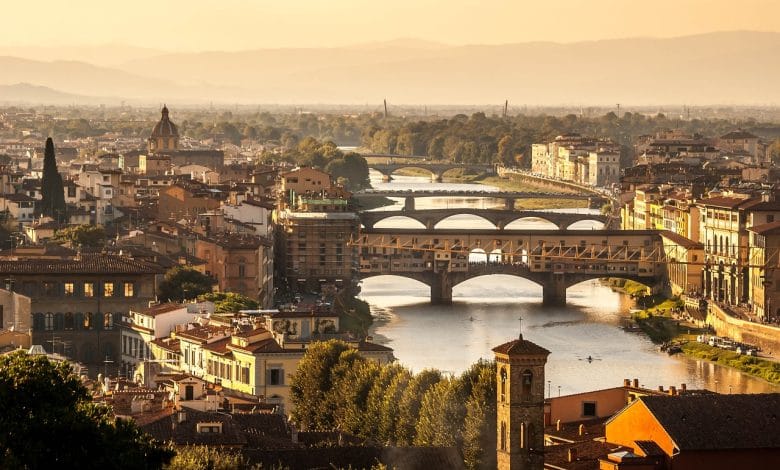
[359,171,779,395]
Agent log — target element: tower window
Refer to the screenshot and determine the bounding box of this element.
[522,370,533,401]
[500,367,507,402]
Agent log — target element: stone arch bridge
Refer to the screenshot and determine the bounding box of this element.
[368,162,496,182]
[356,228,667,305]
[359,209,609,231]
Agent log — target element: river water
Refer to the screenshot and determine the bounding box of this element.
[359,172,778,395]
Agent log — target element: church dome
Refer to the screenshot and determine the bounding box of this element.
[151,105,178,138]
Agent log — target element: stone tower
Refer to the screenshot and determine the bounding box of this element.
[148,105,179,154]
[493,334,550,470]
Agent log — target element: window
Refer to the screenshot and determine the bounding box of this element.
[269,367,284,385]
[84,283,94,297]
[64,283,74,296]
[45,313,54,331]
[521,370,533,400]
[241,366,250,384]
[238,264,246,278]
[124,282,134,297]
[500,367,507,402]
[582,401,597,417]
[768,215,775,223]
[104,312,113,330]
[103,282,114,297]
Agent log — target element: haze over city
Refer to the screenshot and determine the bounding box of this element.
[2,1,780,105]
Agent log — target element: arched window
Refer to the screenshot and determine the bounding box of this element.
[32,313,45,331]
[93,312,103,331]
[45,313,54,331]
[83,312,92,330]
[500,421,507,451]
[500,367,507,402]
[74,312,85,330]
[64,313,74,330]
[521,369,533,401]
[103,312,113,330]
[520,422,526,449]
[53,313,64,331]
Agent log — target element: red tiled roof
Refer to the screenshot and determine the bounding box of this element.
[139,303,184,317]
[0,253,165,274]
[748,220,780,235]
[492,335,551,356]
[660,231,703,249]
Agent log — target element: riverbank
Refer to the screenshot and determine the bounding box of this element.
[682,341,780,385]
[606,279,780,386]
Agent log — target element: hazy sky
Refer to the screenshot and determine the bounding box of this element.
[4,0,780,51]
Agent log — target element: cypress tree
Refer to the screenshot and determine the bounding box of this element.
[40,137,66,223]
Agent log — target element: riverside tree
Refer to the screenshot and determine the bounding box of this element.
[0,351,173,469]
[39,137,67,222]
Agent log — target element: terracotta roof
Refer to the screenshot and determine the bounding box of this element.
[492,335,551,356]
[202,337,232,354]
[138,303,184,317]
[638,394,780,451]
[0,253,165,274]
[720,130,758,140]
[749,220,780,235]
[356,340,394,353]
[697,196,751,209]
[659,231,703,249]
[229,337,284,354]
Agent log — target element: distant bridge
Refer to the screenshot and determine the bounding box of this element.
[355,228,668,305]
[355,190,606,210]
[359,209,609,230]
[367,162,496,182]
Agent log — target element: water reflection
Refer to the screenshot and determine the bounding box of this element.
[359,171,779,394]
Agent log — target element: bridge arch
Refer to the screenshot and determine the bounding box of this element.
[369,216,426,230]
[503,216,560,230]
[434,214,497,230]
[562,219,607,230]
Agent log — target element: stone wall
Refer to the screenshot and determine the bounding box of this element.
[707,303,780,353]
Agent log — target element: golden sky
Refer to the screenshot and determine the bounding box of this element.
[4,0,779,51]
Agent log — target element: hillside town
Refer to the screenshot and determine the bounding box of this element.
[1,105,779,470]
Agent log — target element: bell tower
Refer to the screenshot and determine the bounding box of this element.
[493,334,550,470]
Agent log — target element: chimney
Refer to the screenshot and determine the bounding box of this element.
[578,424,585,436]
[669,386,677,396]
[681,383,687,393]
[177,411,186,424]
[556,419,562,431]
[658,386,664,392]
[632,378,639,388]
[568,448,577,463]
[623,379,631,387]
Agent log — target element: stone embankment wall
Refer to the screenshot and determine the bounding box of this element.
[707,303,780,353]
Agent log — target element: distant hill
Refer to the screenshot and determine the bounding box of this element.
[0,83,100,105]
[2,31,780,105]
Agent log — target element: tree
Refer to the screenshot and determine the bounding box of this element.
[460,363,497,470]
[54,224,107,248]
[377,367,413,443]
[362,363,408,439]
[39,137,67,222]
[414,377,467,447]
[395,369,442,445]
[198,292,258,313]
[290,340,352,430]
[158,266,215,302]
[331,356,381,435]
[165,446,257,470]
[0,351,173,469]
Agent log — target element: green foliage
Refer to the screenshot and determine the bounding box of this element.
[394,369,442,446]
[54,224,107,247]
[158,266,216,302]
[326,152,371,190]
[331,357,381,435]
[290,343,499,468]
[289,340,352,430]
[39,137,67,222]
[461,363,497,470]
[0,351,173,469]
[414,378,466,447]
[682,342,780,384]
[198,292,259,313]
[166,445,257,470]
